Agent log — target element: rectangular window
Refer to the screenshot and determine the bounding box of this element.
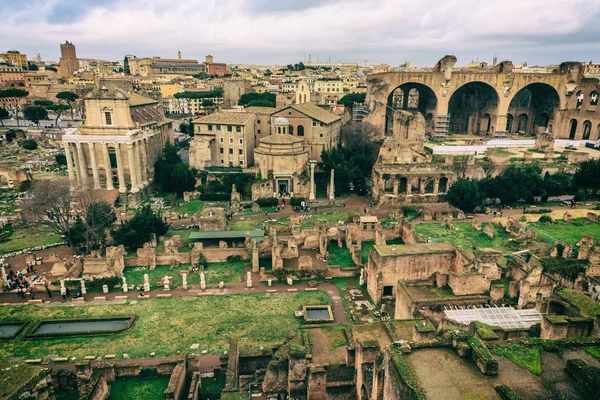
[312,121,317,126]
[257,130,261,134]
[219,148,223,154]
[236,126,241,133]
[239,149,243,155]
[208,124,213,131]
[229,148,233,155]
[216,125,221,131]
[228,125,232,132]
[239,139,243,144]
[239,160,244,166]
[220,159,224,164]
[320,134,324,138]
[229,138,233,144]
[220,138,224,143]
[104,112,112,125]
[257,119,260,124]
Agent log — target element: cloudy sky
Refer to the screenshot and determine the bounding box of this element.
[2,0,599,67]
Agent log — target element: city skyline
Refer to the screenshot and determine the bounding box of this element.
[1,0,599,66]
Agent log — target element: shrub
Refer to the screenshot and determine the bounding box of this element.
[256,198,278,208]
[18,180,32,192]
[290,197,305,207]
[538,214,553,224]
[21,139,38,150]
[199,192,229,201]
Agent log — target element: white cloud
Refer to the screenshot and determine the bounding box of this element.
[1,0,599,66]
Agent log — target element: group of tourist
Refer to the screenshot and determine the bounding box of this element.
[2,267,39,299]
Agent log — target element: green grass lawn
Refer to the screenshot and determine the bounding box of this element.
[228,218,264,231]
[123,260,248,289]
[414,222,513,255]
[527,218,600,245]
[168,200,205,215]
[107,376,170,400]
[327,243,356,269]
[388,320,417,341]
[0,291,331,360]
[300,211,350,228]
[200,374,226,399]
[492,344,542,375]
[0,225,63,255]
[204,261,247,284]
[585,347,600,361]
[166,228,196,243]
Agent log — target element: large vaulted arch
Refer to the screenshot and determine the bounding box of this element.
[448,82,500,135]
[385,82,438,135]
[508,83,560,135]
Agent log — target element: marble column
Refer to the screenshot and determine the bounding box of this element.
[433,178,440,195]
[393,179,399,196]
[133,141,145,188]
[115,143,127,193]
[139,139,149,184]
[88,143,101,189]
[309,161,316,200]
[329,169,335,200]
[419,178,425,195]
[64,142,77,185]
[75,142,88,185]
[406,179,412,196]
[127,144,140,193]
[102,143,114,190]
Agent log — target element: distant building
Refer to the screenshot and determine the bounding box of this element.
[59,41,80,79]
[223,80,252,108]
[203,55,228,76]
[189,111,256,169]
[0,51,28,69]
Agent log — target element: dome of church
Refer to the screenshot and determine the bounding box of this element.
[273,116,290,126]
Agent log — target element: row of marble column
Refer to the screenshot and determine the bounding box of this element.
[307,163,335,201]
[386,177,447,196]
[64,140,149,193]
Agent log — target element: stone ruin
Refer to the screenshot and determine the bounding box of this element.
[83,245,126,279]
[183,190,200,202]
[483,223,495,239]
[137,242,157,269]
[505,218,537,240]
[197,207,227,231]
[533,128,554,152]
[230,184,241,212]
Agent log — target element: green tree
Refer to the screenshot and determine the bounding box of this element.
[0,88,28,126]
[238,92,276,107]
[174,89,223,99]
[56,91,79,120]
[202,99,215,107]
[247,99,276,108]
[123,56,130,74]
[111,205,169,251]
[23,105,48,126]
[45,66,57,72]
[154,141,197,196]
[47,103,70,126]
[337,93,366,107]
[27,62,38,71]
[0,107,9,125]
[75,201,116,253]
[447,179,483,213]
[193,72,210,79]
[21,139,38,150]
[33,99,53,107]
[55,153,67,166]
[318,122,381,195]
[573,159,600,198]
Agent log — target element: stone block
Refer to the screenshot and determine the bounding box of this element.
[156,294,172,298]
[93,296,107,301]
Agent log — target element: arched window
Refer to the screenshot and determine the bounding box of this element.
[517,114,528,133]
[297,125,304,136]
[576,91,584,108]
[289,125,294,135]
[277,126,281,134]
[591,91,599,107]
[569,119,578,140]
[582,120,592,140]
[506,114,514,133]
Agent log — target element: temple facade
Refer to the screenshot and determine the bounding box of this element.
[62,86,165,205]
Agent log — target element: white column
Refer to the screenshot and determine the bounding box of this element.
[309,161,316,200]
[75,142,88,186]
[127,144,140,193]
[329,169,335,200]
[115,143,127,193]
[138,139,149,184]
[133,141,145,188]
[88,142,101,189]
[102,143,114,190]
[64,142,77,185]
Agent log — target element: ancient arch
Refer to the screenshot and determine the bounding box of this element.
[448,81,499,135]
[583,120,592,140]
[569,119,578,140]
[508,83,560,135]
[386,82,438,135]
[384,178,394,193]
[398,177,408,194]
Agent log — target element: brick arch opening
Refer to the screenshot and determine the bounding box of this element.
[509,83,560,135]
[386,82,438,135]
[448,81,500,135]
